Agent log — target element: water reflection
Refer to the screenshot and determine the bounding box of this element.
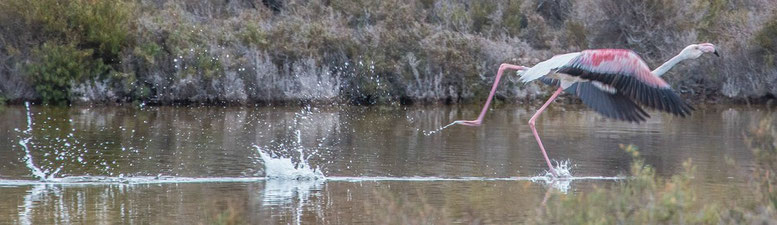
[5,180,606,224]
[19,185,49,225]
[262,180,323,206]
[262,180,324,225]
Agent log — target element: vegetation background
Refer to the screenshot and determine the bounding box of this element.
[0,0,775,105]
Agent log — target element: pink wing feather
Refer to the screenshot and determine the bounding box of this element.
[572,49,668,87]
[557,49,693,116]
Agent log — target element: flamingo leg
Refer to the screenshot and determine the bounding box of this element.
[455,64,527,126]
[529,87,564,177]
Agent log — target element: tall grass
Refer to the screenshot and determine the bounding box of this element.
[747,117,777,216]
[533,145,721,224]
[532,116,777,224]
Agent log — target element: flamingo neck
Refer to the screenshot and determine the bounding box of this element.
[652,53,690,77]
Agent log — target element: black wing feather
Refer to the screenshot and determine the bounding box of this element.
[539,77,649,123]
[575,82,649,123]
[557,66,693,117]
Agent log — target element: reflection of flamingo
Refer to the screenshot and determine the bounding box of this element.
[455,43,718,177]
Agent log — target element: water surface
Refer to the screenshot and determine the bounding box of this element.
[0,103,769,224]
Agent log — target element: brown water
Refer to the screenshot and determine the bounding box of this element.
[0,103,771,224]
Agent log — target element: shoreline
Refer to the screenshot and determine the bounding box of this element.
[2,95,774,108]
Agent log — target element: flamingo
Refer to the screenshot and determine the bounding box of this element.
[454,43,719,177]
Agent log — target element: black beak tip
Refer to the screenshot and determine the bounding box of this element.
[714,50,720,57]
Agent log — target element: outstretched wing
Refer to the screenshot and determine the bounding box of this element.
[540,77,649,123]
[574,82,649,122]
[519,52,581,83]
[557,49,693,117]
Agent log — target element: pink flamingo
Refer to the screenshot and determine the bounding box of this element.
[455,43,719,177]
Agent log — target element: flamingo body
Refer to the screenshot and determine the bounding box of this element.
[523,49,693,122]
[455,43,718,177]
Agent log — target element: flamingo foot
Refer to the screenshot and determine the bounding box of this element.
[452,64,527,129]
[454,120,482,127]
[543,160,573,179]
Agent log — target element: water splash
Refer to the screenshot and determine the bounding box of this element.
[255,144,324,180]
[17,102,60,181]
[254,108,326,225]
[541,160,573,179]
[254,107,325,180]
[258,149,323,225]
[530,160,575,193]
[421,121,457,136]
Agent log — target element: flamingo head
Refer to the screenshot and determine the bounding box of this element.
[682,43,719,59]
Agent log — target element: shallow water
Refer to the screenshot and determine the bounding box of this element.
[0,103,771,224]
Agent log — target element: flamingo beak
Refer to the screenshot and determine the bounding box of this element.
[713,50,719,57]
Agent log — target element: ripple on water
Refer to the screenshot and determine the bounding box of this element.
[4,104,621,192]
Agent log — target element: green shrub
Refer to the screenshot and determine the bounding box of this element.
[10,0,134,62]
[433,1,470,32]
[566,21,587,49]
[755,17,777,67]
[150,7,226,78]
[4,0,135,103]
[69,0,134,62]
[133,43,163,65]
[502,0,523,36]
[27,42,109,104]
[470,1,496,34]
[693,0,726,42]
[330,0,374,27]
[239,23,269,48]
[194,52,224,78]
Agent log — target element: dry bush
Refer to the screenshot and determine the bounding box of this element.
[1,0,776,104]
